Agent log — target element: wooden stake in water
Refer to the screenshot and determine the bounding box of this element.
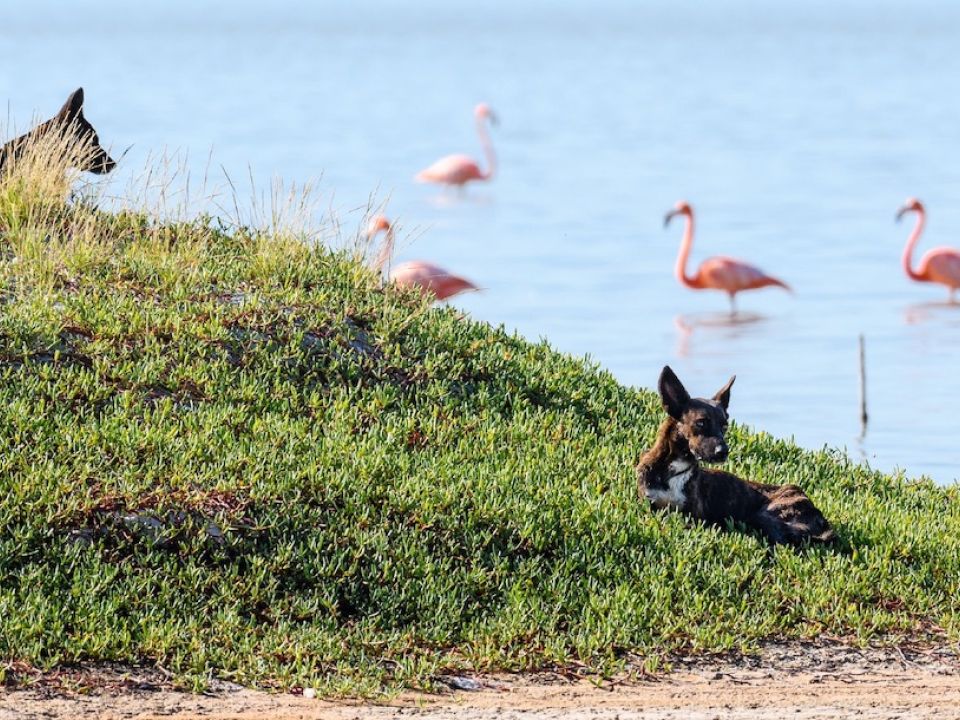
[858,334,868,433]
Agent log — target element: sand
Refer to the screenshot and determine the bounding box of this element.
[3,641,959,720]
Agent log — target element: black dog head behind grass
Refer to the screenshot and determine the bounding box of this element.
[658,364,735,464]
[0,88,116,176]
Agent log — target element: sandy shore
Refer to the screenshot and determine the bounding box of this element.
[3,641,959,720]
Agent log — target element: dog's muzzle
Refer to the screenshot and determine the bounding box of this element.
[696,439,728,463]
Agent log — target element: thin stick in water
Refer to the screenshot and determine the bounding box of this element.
[859,333,868,433]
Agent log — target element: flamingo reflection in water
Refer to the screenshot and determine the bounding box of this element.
[673,312,766,357]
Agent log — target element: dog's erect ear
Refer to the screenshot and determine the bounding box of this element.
[56,88,85,120]
[713,375,736,411]
[658,365,690,420]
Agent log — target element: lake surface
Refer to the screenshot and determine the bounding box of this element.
[1,0,958,483]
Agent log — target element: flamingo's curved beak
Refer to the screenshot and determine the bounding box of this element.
[895,206,909,223]
[664,209,679,228]
[488,111,499,128]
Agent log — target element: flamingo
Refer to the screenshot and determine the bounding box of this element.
[664,200,791,313]
[415,103,497,188]
[896,197,960,303]
[389,261,479,301]
[366,215,479,301]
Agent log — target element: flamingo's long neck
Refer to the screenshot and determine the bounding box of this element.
[476,116,496,180]
[372,226,395,277]
[675,212,701,289]
[902,209,926,282]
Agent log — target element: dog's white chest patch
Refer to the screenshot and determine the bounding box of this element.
[646,460,692,510]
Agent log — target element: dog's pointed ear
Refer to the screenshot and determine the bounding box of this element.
[658,365,690,420]
[713,375,736,411]
[57,88,85,120]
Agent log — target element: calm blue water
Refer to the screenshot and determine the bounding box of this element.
[2,0,959,483]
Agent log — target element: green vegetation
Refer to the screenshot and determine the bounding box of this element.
[0,149,958,695]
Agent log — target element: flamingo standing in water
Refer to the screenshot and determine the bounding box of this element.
[664,200,791,313]
[896,197,960,303]
[367,215,479,301]
[415,103,497,188]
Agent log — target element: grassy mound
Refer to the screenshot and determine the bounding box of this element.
[0,159,958,695]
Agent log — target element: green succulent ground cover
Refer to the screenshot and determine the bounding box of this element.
[0,174,957,695]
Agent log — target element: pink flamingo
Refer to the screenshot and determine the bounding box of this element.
[664,200,791,313]
[415,103,497,188]
[390,261,479,301]
[896,197,960,302]
[367,215,479,301]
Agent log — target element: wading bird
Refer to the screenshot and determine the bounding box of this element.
[896,197,960,302]
[367,215,478,301]
[415,103,497,188]
[664,201,790,313]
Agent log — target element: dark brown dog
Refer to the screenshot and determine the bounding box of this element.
[0,88,115,175]
[637,366,835,545]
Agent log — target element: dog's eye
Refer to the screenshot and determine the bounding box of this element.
[695,419,710,431]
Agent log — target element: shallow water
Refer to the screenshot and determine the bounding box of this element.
[1,0,958,483]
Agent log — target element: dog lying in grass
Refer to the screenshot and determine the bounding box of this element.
[637,366,835,545]
[0,87,115,176]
